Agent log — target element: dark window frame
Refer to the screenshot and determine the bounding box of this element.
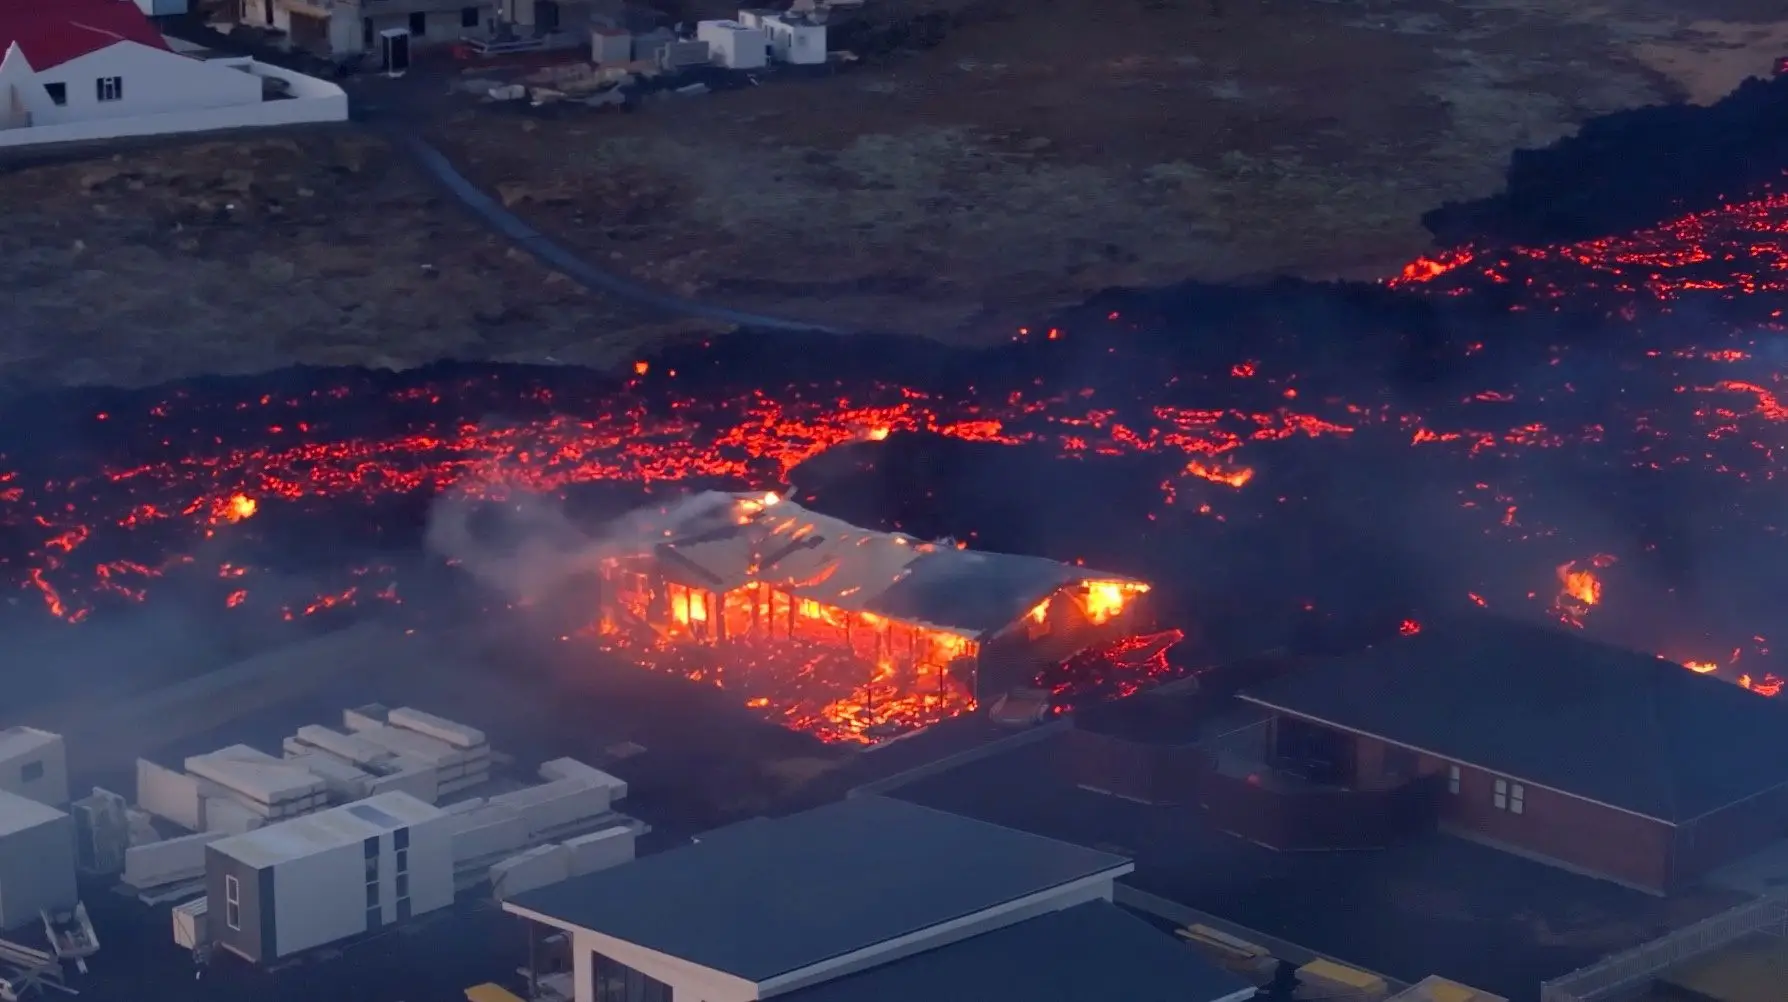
[41,83,65,107]
[95,76,122,102]
[460,5,479,28]
[408,11,427,35]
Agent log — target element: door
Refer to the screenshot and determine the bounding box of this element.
[536,0,559,31]
[262,0,272,24]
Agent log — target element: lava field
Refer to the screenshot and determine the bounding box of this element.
[7,79,1788,740]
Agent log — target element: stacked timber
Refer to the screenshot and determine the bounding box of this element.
[183,745,327,823]
[286,725,439,804]
[538,758,628,806]
[490,844,572,901]
[563,825,635,875]
[1297,960,1389,1001]
[489,780,612,841]
[122,831,223,891]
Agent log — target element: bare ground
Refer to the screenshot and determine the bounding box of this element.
[0,132,719,389]
[4,0,1788,386]
[435,0,1788,340]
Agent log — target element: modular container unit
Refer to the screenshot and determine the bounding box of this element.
[0,727,68,807]
[696,20,767,69]
[204,791,452,963]
[0,789,76,930]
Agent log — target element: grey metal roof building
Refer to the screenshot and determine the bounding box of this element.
[774,900,1256,1002]
[501,795,1244,1002]
[1239,616,1788,822]
[508,795,1131,982]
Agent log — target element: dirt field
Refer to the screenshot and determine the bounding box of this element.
[4,0,1787,387]
[0,132,712,389]
[434,0,1788,340]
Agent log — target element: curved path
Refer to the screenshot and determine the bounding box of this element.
[395,131,847,335]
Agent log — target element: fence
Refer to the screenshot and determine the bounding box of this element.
[1538,891,1788,1002]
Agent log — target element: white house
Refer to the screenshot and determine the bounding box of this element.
[502,796,1258,1002]
[0,0,346,147]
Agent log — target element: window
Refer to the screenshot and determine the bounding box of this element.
[95,77,122,102]
[1493,778,1526,814]
[460,5,479,27]
[396,872,409,897]
[592,952,672,1002]
[1446,764,1461,795]
[19,760,43,782]
[41,84,65,107]
[408,11,427,35]
[224,875,241,930]
[362,16,373,47]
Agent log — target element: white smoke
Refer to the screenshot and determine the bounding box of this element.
[424,490,741,600]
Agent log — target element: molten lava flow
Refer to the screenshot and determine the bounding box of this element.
[1035,629,1186,706]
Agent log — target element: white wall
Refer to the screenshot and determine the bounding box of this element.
[379,813,454,920]
[571,929,758,1002]
[0,733,68,807]
[0,61,347,149]
[26,42,262,126]
[272,840,366,959]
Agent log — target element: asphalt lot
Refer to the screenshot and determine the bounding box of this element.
[891,737,1744,1002]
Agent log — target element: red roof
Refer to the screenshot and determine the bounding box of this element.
[0,0,169,71]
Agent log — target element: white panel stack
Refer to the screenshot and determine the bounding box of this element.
[489,844,571,901]
[488,780,612,840]
[346,719,489,798]
[282,751,375,802]
[564,826,636,876]
[446,803,529,864]
[291,725,402,772]
[539,759,628,806]
[204,797,263,835]
[184,745,327,821]
[172,896,208,949]
[136,759,204,831]
[122,831,224,889]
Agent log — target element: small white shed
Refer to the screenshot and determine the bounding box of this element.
[0,790,77,930]
[0,726,67,807]
[696,19,766,70]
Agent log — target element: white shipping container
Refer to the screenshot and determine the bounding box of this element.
[123,831,224,888]
[172,896,208,949]
[0,791,76,929]
[489,844,571,901]
[207,791,453,963]
[137,758,204,831]
[0,727,68,807]
[539,758,628,801]
[448,804,528,864]
[564,826,636,876]
[293,726,399,770]
[387,708,488,750]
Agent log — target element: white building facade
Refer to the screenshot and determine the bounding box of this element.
[0,0,346,147]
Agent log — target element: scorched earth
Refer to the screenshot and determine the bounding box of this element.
[4,166,1788,741]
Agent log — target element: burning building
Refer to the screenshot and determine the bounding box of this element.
[594,492,1151,743]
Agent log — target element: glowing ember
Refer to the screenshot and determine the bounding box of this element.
[1551,554,1616,628]
[1400,619,1422,636]
[1683,660,1720,674]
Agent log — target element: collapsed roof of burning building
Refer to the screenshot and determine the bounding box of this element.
[1240,616,1788,823]
[631,491,1146,639]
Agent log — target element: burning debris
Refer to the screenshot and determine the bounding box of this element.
[586,492,1154,742]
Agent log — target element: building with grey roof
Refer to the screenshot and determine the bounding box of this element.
[1238,615,1788,892]
[503,795,1250,1002]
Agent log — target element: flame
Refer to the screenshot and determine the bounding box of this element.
[218,494,257,523]
[1551,554,1616,627]
[1083,580,1148,626]
[1684,660,1720,674]
[1026,599,1050,624]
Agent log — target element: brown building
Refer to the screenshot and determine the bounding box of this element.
[1237,617,1788,893]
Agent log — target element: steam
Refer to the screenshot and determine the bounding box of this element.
[424,490,737,600]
